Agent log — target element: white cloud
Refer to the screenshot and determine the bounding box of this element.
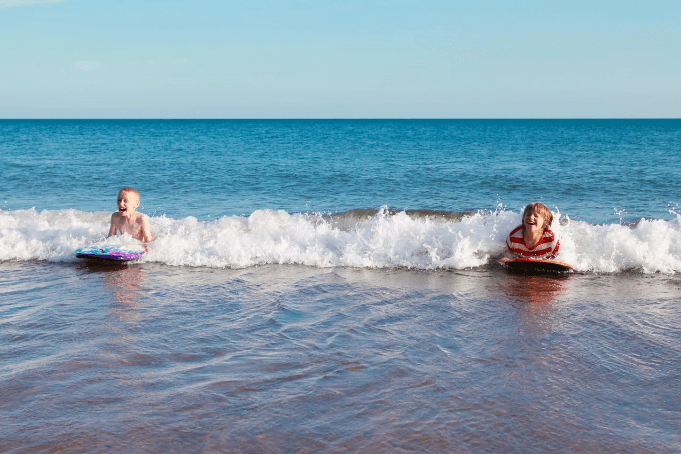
[74,60,103,72]
[0,0,64,8]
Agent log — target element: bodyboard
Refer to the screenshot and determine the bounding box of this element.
[501,257,574,275]
[76,245,145,263]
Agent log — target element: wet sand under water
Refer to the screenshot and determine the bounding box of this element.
[1,261,680,453]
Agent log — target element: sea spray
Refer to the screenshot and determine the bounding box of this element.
[2,207,681,273]
[558,214,681,273]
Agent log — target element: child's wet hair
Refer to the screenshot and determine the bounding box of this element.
[118,187,140,199]
[523,202,553,230]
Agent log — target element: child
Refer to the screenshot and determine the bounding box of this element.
[108,187,155,246]
[505,202,560,260]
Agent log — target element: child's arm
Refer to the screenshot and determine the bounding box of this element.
[140,214,155,243]
[499,238,513,263]
[548,240,560,259]
[107,213,118,237]
[502,238,515,260]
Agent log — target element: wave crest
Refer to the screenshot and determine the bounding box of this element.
[2,207,680,273]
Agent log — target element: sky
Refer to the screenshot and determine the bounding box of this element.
[0,0,679,118]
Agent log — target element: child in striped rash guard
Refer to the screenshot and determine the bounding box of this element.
[505,202,560,260]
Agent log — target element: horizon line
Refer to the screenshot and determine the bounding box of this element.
[1,117,679,121]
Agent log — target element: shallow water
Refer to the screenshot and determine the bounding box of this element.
[2,261,679,453]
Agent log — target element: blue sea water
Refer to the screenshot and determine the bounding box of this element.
[2,120,681,453]
[2,119,679,222]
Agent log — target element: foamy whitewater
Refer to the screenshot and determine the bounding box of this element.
[3,206,681,273]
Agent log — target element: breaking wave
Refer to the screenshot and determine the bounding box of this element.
[2,206,681,274]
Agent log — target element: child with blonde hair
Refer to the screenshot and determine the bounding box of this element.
[108,187,155,246]
[505,202,559,260]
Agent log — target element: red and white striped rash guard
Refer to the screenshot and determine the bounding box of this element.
[506,225,560,259]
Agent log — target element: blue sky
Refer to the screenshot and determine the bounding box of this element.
[1,0,679,118]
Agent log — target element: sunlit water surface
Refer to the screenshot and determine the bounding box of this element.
[1,261,679,453]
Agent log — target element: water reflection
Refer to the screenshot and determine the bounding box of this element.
[80,262,145,304]
[505,274,572,311]
[103,265,147,329]
[79,261,147,325]
[104,265,145,306]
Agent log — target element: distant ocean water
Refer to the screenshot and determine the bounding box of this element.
[1,120,680,453]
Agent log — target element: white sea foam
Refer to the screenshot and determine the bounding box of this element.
[1,207,680,273]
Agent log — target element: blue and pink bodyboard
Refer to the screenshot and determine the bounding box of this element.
[76,245,145,262]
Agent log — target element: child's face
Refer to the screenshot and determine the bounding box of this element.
[523,209,545,230]
[117,191,139,214]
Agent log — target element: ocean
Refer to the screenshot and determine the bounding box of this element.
[1,120,680,453]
